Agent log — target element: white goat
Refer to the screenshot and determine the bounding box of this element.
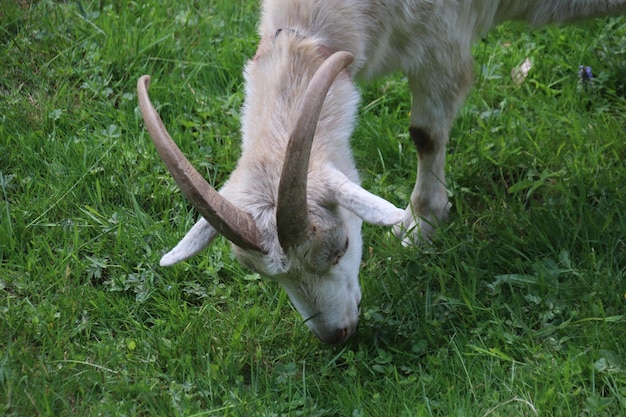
[138,0,626,344]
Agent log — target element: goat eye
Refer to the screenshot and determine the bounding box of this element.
[333,238,349,265]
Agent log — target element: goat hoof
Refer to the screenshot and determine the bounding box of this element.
[392,220,433,247]
[393,202,451,246]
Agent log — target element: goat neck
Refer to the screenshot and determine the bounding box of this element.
[276,50,354,250]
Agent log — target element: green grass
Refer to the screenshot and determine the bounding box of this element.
[1,1,625,415]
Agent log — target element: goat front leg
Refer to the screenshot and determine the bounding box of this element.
[396,125,450,245]
[394,69,471,245]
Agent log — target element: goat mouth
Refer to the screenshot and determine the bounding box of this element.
[315,325,355,345]
[303,312,322,324]
[303,313,357,345]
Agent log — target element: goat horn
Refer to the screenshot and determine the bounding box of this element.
[276,51,354,249]
[137,75,264,253]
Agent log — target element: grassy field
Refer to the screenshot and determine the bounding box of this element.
[1,1,625,415]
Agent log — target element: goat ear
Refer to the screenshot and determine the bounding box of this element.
[160,218,219,266]
[328,170,405,226]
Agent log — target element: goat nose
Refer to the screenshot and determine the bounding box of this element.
[322,326,354,345]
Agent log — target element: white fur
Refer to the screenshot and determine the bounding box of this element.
[160,0,626,343]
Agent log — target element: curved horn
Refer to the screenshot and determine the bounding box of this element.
[276,51,354,249]
[137,75,264,253]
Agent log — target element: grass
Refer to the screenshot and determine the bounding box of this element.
[1,1,625,415]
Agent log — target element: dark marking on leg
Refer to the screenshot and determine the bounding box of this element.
[409,126,434,155]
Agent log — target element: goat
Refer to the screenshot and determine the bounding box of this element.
[138,0,626,344]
